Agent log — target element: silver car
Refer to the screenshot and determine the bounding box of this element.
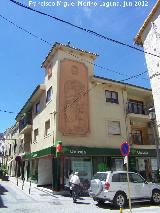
[89,171,160,208]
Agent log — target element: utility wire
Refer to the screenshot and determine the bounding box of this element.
[0,13,133,78]
[0,14,51,45]
[9,0,160,59]
[0,109,14,114]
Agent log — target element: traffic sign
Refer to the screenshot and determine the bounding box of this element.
[120,142,130,156]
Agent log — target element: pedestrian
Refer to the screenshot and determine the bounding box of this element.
[70,171,80,203]
[69,170,74,196]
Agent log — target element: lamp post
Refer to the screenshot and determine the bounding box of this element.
[148,107,160,178]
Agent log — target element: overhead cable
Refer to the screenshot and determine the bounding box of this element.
[9,0,160,58]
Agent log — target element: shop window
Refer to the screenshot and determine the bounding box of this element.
[46,87,52,103]
[105,90,118,104]
[45,120,50,136]
[34,128,38,141]
[35,102,40,114]
[108,121,121,135]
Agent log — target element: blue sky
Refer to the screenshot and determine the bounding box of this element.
[0,0,156,132]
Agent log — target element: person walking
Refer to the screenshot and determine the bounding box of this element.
[70,171,80,203]
[69,170,74,196]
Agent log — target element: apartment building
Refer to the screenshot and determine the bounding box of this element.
[6,43,158,190]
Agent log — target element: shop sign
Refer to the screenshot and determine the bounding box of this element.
[69,149,87,155]
[131,148,149,156]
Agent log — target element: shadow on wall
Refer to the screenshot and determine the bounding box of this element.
[0,184,8,208]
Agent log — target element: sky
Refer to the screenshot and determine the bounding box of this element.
[0,0,157,132]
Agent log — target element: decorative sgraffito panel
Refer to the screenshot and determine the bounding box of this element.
[59,59,89,135]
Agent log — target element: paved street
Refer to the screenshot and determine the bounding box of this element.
[0,180,160,213]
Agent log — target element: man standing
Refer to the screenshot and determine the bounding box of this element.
[70,171,80,203]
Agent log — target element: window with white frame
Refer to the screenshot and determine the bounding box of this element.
[45,120,50,136]
[108,121,121,135]
[46,87,52,103]
[34,128,38,141]
[105,90,118,104]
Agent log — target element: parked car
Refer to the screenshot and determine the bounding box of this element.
[88,171,160,208]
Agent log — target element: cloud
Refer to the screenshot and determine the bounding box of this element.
[81,6,93,19]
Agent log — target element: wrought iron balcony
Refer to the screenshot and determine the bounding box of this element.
[19,114,32,133]
[127,101,149,115]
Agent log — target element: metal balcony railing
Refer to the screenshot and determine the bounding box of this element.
[127,102,149,115]
[19,114,32,133]
[129,133,155,145]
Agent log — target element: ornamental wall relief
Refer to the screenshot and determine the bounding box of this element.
[59,59,89,135]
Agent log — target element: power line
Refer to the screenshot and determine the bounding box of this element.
[0,13,133,78]
[0,14,51,45]
[0,109,14,114]
[9,0,160,59]
[121,70,148,82]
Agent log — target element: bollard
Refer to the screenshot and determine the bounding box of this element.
[22,178,25,190]
[120,205,123,213]
[29,180,31,194]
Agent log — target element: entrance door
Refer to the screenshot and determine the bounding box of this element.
[71,158,91,189]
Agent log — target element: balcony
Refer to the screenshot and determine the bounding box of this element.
[19,114,32,134]
[127,101,150,121]
[129,133,155,145]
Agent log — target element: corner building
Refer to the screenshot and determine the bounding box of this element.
[15,43,158,190]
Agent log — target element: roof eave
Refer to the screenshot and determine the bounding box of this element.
[41,42,98,69]
[16,84,45,121]
[134,0,160,45]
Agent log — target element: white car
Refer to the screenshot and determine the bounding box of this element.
[89,171,160,208]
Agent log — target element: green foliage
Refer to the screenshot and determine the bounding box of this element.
[0,165,8,176]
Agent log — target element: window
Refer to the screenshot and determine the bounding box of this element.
[47,65,52,79]
[128,100,144,114]
[35,102,40,114]
[92,173,108,182]
[108,121,121,135]
[112,174,120,182]
[105,90,118,104]
[129,173,144,183]
[34,129,38,141]
[45,120,50,136]
[46,87,52,103]
[131,130,143,145]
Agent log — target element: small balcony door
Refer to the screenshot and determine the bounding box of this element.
[132,130,143,145]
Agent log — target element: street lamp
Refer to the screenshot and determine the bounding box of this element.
[148,107,160,179]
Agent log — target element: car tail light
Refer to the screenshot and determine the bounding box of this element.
[104,182,110,190]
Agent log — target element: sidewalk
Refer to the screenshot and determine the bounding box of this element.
[8,176,70,197]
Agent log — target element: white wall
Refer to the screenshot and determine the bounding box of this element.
[142,7,160,136]
[38,158,52,185]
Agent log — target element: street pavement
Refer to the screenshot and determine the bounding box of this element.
[0,178,160,213]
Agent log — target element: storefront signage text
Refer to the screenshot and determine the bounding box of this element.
[69,149,87,155]
[137,150,149,156]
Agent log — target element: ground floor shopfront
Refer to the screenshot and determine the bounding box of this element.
[12,146,158,190]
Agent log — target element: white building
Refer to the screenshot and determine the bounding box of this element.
[135,0,160,138]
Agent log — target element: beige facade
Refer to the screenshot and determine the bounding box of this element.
[4,43,158,187]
